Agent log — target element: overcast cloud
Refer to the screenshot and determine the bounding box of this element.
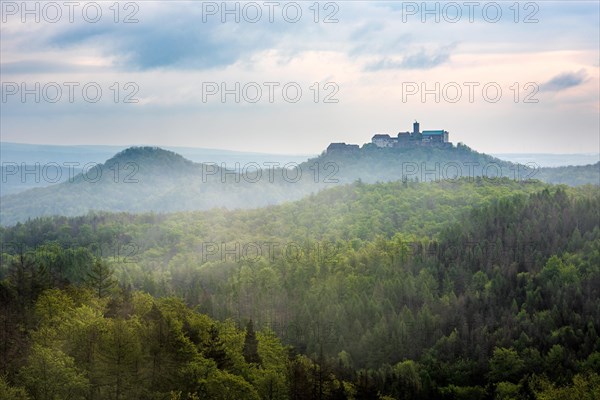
[1,1,598,154]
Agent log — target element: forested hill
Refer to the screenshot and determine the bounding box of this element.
[1,178,553,247]
[1,145,598,226]
[534,162,600,186]
[307,143,513,184]
[310,143,600,185]
[0,146,323,226]
[1,179,599,398]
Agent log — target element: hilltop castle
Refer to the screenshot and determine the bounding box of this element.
[373,121,449,147]
[327,121,451,153]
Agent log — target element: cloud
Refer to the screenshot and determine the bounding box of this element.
[350,22,384,41]
[0,61,83,74]
[49,23,113,47]
[45,23,273,71]
[365,44,455,71]
[349,32,413,59]
[16,3,293,72]
[541,70,588,92]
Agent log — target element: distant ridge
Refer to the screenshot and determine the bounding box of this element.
[104,146,193,169]
[492,153,600,167]
[0,142,313,164]
[1,144,598,226]
[0,142,314,196]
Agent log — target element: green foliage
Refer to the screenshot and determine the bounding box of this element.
[18,344,89,400]
[4,286,296,400]
[243,320,262,365]
[532,373,600,400]
[0,376,29,400]
[494,381,519,400]
[1,179,599,399]
[86,259,117,298]
[439,384,487,400]
[202,369,261,400]
[488,348,525,383]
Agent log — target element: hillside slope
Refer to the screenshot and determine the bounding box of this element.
[1,145,598,226]
[1,179,599,398]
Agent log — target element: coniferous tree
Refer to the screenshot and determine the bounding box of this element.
[205,325,232,370]
[86,259,117,298]
[243,320,262,365]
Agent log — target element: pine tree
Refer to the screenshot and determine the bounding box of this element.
[243,320,262,365]
[86,259,117,298]
[205,325,232,370]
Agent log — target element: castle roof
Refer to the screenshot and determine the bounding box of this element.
[422,130,446,136]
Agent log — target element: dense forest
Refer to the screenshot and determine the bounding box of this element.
[2,146,598,225]
[1,177,599,399]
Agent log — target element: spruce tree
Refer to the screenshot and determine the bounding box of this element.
[243,320,261,365]
[86,259,117,298]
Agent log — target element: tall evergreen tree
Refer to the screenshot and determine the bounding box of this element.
[243,320,262,365]
[86,259,117,298]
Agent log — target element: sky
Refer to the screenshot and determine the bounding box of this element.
[1,1,599,155]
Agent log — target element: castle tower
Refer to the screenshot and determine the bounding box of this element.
[413,120,420,135]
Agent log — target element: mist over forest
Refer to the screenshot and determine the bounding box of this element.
[2,144,598,226]
[1,142,599,399]
[2,0,599,398]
